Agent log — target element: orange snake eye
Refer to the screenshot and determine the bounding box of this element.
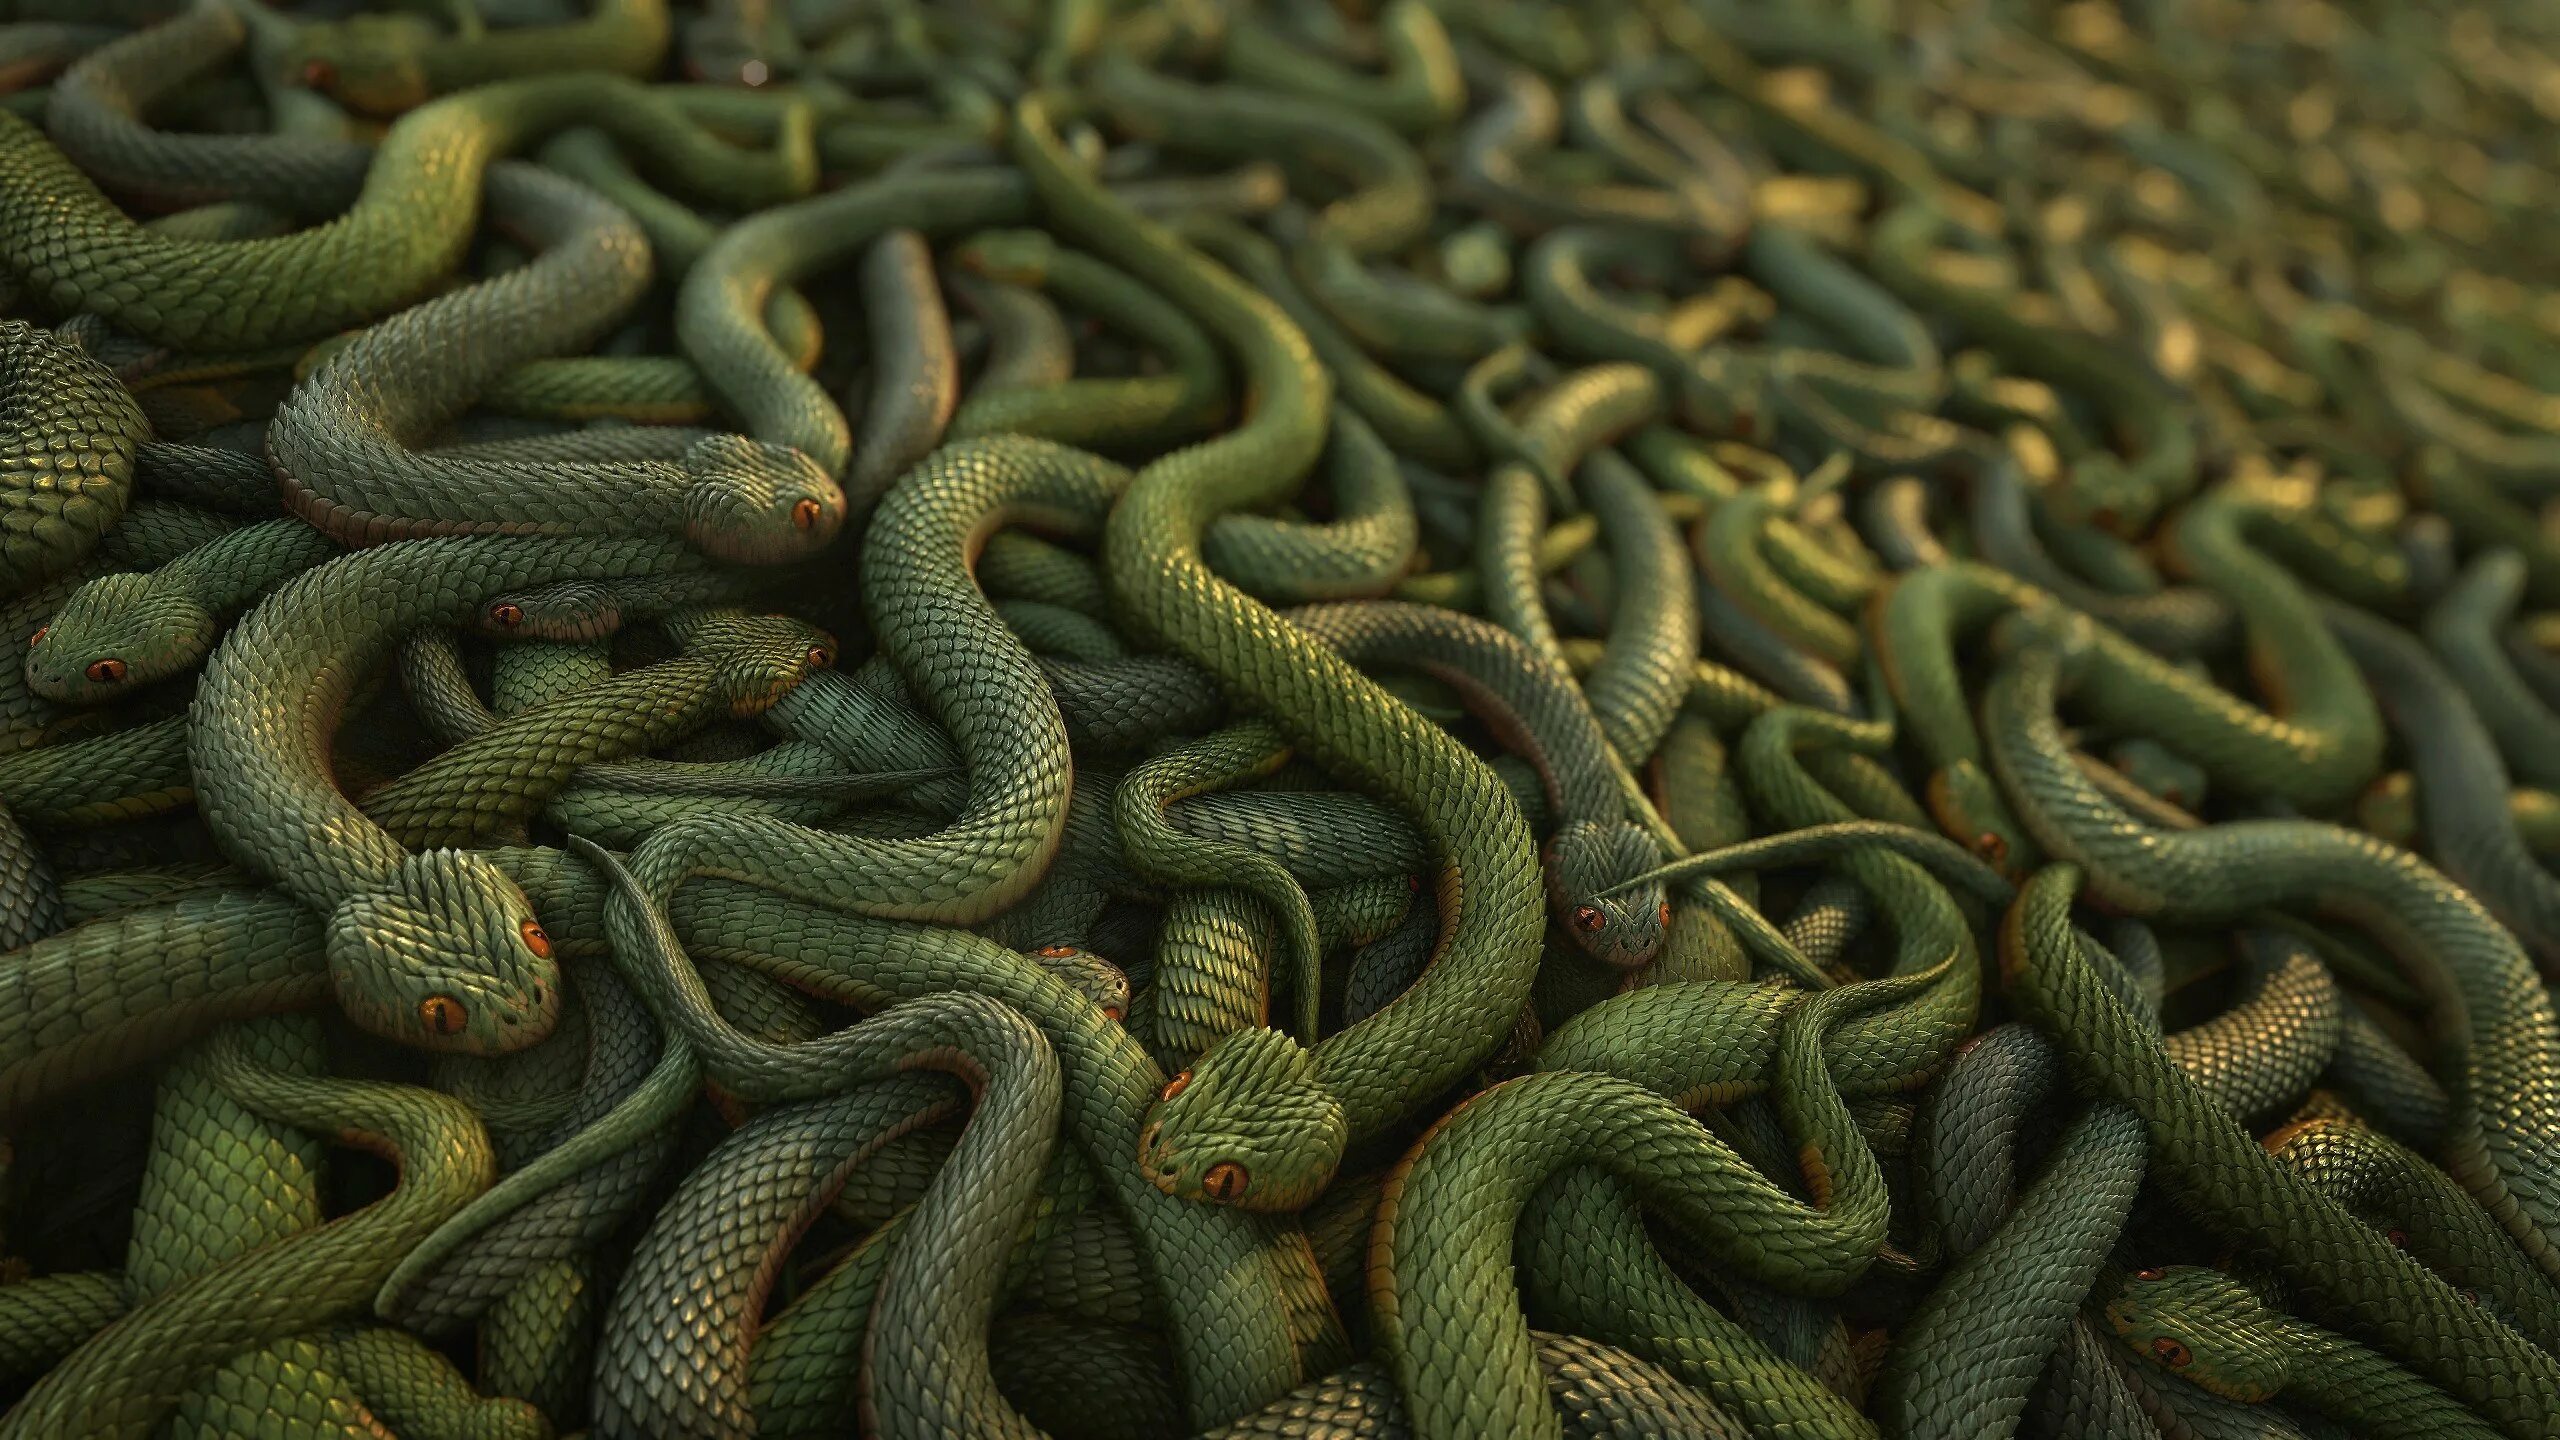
[300,58,336,91]
[1159,1070,1190,1102]
[2134,1267,2165,1281]
[1658,901,1673,927]
[1038,945,1077,958]
[2386,1228,2409,1249]
[519,921,552,959]
[489,602,524,627]
[1973,831,2008,865]
[419,994,466,1035]
[1571,904,1607,934]
[1201,1160,1248,1203]
[805,646,831,669]
[2149,1337,2191,1369]
[791,497,824,530]
[26,626,43,647]
[85,658,125,684]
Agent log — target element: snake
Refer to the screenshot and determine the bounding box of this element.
[2106,1265,2506,1440]
[0,72,814,350]
[1998,861,2560,1438]
[188,533,727,1054]
[0,320,148,593]
[1012,89,1546,1217]
[1978,605,2560,1286]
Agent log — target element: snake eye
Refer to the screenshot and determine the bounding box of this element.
[805,645,831,669]
[85,658,125,684]
[1201,1160,1248,1203]
[300,58,336,91]
[2386,1228,2409,1249]
[1972,831,2008,865]
[1571,904,1607,933]
[2134,1267,2165,1281]
[2149,1337,2190,1368]
[419,994,467,1035]
[791,497,824,531]
[1160,1070,1190,1102]
[1038,944,1077,958]
[26,626,43,647]
[519,920,551,958]
[1658,901,1673,927]
[489,602,524,628]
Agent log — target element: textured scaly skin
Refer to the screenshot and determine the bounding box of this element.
[0,1026,496,1440]
[0,321,147,594]
[189,534,715,1055]
[362,611,834,848]
[28,519,339,703]
[1371,971,1929,1440]
[1015,93,1544,1219]
[266,157,844,562]
[1999,864,2560,1439]
[1981,614,2560,1286]
[580,841,1307,1428]
[2107,1266,2506,1440]
[0,74,811,350]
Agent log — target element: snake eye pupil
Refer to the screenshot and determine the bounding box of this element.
[85,658,125,683]
[2150,1337,2190,1369]
[806,645,831,668]
[1973,831,2008,865]
[1038,945,1076,958]
[1201,1160,1248,1203]
[2134,1267,2164,1281]
[1658,901,1673,927]
[1159,1070,1190,1102]
[791,497,823,530]
[419,994,466,1035]
[27,626,43,647]
[300,58,335,90]
[2386,1228,2409,1248]
[491,603,524,627]
[1572,904,1607,933]
[519,920,552,958]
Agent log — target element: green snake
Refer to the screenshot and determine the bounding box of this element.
[0,320,147,593]
[188,533,717,1054]
[2107,1265,2505,1440]
[1012,90,1546,1218]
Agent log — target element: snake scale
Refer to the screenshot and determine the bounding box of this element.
[0,0,2556,1436]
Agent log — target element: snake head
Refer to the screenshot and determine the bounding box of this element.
[2050,454,2157,538]
[2105,1266,2287,1403]
[283,15,439,117]
[1679,352,1774,445]
[679,611,836,716]
[326,851,561,1055]
[1924,760,2034,880]
[679,436,846,564]
[1544,820,1670,969]
[2107,738,2208,814]
[1138,1028,1345,1212]
[950,228,1059,286]
[471,580,626,643]
[25,573,217,702]
[1024,943,1130,1022]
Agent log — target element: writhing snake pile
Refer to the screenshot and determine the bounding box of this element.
[0,0,2557,1435]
